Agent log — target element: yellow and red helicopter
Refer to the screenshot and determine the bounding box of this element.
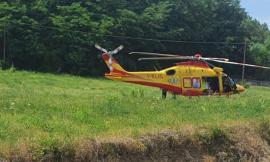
[95,45,270,98]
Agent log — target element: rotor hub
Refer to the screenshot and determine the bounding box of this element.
[194,53,202,60]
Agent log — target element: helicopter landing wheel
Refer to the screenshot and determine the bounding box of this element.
[172,93,177,99]
[162,89,167,99]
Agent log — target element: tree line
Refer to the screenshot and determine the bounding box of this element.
[0,0,269,80]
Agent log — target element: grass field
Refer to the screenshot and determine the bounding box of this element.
[0,70,270,160]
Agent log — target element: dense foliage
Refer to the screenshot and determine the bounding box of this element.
[0,0,269,79]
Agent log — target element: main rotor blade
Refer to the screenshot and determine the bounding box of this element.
[131,52,229,61]
[138,56,193,61]
[209,60,270,70]
[130,52,181,57]
[203,58,229,62]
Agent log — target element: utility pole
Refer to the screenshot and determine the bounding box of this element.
[241,40,247,84]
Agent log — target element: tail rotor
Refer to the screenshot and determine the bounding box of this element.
[95,44,124,71]
[95,44,108,53]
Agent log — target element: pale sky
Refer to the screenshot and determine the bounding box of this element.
[240,0,270,28]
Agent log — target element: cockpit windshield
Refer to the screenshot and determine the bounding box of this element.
[202,75,237,95]
[228,76,236,87]
[222,75,236,92]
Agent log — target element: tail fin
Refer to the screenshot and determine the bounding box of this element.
[102,53,126,73]
[95,44,126,73]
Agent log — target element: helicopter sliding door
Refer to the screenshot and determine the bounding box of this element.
[202,77,219,95]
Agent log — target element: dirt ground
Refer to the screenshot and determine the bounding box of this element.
[3,123,270,162]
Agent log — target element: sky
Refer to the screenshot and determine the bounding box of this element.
[240,0,270,28]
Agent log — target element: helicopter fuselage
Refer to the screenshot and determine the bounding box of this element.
[102,53,245,96]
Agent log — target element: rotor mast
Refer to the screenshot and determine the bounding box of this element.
[241,40,247,84]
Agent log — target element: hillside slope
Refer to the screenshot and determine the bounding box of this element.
[0,70,270,161]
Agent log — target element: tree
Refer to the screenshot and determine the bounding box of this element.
[0,0,269,79]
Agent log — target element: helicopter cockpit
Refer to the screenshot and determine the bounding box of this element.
[222,74,237,93]
[202,74,236,95]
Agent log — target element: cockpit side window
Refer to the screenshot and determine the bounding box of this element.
[223,76,236,92]
[166,69,176,76]
[222,76,236,92]
[228,77,236,86]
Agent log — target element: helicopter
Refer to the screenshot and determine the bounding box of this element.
[95,44,270,98]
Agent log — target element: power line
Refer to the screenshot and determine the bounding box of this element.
[1,19,252,45]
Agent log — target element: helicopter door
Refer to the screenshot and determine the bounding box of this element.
[182,77,201,96]
[183,78,202,88]
[183,78,192,89]
[202,77,219,95]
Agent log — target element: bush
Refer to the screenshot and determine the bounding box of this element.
[259,120,270,144]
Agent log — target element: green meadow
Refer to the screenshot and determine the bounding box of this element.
[0,70,270,154]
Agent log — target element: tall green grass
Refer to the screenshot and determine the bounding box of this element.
[0,70,269,151]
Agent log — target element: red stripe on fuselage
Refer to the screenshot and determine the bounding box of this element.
[126,81,203,96]
[125,81,183,94]
[107,70,148,80]
[182,90,202,96]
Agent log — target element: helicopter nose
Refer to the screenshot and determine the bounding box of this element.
[236,84,245,93]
